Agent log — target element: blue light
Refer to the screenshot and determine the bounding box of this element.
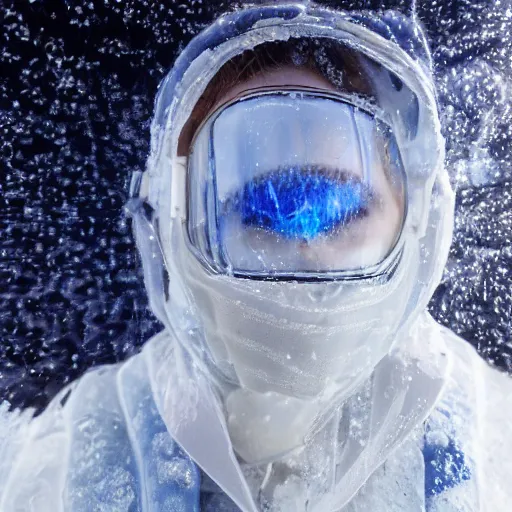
[233,167,367,241]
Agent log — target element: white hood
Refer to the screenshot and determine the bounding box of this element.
[129,2,455,510]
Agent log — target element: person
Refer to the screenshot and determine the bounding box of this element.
[1,2,511,511]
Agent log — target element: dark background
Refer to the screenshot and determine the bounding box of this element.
[1,0,511,412]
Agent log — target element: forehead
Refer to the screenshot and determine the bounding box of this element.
[212,65,337,114]
[178,39,373,155]
[179,63,338,156]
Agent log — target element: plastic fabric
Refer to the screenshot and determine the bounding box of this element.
[1,2,512,511]
[1,322,512,511]
[130,0,455,506]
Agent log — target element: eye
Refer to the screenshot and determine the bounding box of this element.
[225,166,372,242]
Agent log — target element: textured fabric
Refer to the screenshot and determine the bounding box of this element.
[1,322,510,511]
[0,348,202,512]
[423,418,471,498]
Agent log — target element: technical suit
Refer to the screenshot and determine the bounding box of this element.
[1,3,511,512]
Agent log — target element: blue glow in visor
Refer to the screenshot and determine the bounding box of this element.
[187,90,406,277]
[232,167,369,242]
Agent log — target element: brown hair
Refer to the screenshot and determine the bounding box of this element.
[178,38,373,155]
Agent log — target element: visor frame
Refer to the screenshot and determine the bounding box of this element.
[186,87,410,282]
[129,2,449,312]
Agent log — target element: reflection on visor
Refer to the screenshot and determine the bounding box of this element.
[226,167,371,242]
[187,90,407,279]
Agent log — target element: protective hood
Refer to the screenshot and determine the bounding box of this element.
[128,2,455,511]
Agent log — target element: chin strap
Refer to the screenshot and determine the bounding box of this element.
[125,171,168,326]
[125,156,190,329]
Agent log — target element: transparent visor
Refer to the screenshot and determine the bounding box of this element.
[187,91,406,278]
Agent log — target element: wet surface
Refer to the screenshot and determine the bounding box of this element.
[0,0,511,411]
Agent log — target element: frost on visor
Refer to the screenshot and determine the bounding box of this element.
[134,4,454,512]
[187,89,406,279]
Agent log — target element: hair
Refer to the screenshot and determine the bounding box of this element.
[177,38,374,154]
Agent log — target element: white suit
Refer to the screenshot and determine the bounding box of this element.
[0,316,511,511]
[1,3,512,511]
